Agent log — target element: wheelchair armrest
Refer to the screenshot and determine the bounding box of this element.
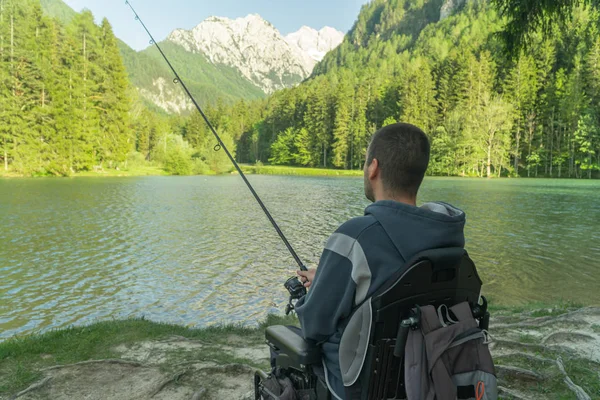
[265,325,321,366]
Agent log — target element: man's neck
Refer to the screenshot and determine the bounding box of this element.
[374,192,417,206]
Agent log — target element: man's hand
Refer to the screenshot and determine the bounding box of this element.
[297,269,316,288]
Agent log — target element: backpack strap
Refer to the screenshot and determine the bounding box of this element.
[449,302,476,322]
[419,305,443,334]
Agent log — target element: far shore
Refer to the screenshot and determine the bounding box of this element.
[3,164,599,179]
[0,164,362,179]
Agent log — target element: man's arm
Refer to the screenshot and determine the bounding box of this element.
[294,243,357,343]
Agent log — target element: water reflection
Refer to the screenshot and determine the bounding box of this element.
[0,176,598,339]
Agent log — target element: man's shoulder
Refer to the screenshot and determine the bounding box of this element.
[334,215,380,239]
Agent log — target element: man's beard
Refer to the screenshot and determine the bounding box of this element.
[364,175,375,203]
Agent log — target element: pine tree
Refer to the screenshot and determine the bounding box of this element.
[504,52,540,175]
[97,18,132,168]
[332,71,354,168]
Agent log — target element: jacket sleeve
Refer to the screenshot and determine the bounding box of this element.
[294,245,357,343]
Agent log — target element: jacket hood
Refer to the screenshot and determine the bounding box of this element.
[365,200,466,261]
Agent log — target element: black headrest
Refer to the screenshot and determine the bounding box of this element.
[404,247,466,272]
[372,247,467,299]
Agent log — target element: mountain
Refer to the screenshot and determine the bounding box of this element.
[285,26,346,64]
[118,40,266,114]
[39,0,77,24]
[167,15,344,95]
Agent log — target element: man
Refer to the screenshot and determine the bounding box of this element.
[293,123,466,399]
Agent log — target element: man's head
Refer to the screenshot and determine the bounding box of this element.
[364,123,430,204]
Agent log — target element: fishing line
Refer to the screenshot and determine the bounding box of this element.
[125,0,307,271]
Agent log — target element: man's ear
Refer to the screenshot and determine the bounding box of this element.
[368,158,379,181]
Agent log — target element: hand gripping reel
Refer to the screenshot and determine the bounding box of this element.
[284,276,307,315]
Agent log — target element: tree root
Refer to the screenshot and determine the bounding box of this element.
[150,369,189,398]
[555,356,591,400]
[9,377,52,400]
[41,358,145,371]
[492,308,599,330]
[490,339,549,352]
[173,360,255,374]
[542,331,596,345]
[158,335,206,345]
[497,385,539,400]
[495,365,544,382]
[494,352,555,365]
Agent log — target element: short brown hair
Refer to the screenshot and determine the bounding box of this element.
[366,123,430,197]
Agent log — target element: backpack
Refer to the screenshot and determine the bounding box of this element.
[404,302,497,400]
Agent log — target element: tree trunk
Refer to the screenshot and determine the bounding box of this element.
[568,128,574,178]
[557,127,562,178]
[514,126,520,175]
[487,145,492,178]
[549,109,555,177]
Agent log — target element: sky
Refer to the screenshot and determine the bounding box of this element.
[63,0,369,51]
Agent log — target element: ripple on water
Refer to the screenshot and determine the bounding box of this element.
[0,176,599,339]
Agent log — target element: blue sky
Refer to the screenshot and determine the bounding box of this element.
[64,0,368,51]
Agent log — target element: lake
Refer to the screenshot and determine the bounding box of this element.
[1,176,599,339]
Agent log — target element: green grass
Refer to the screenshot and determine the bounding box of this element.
[0,314,298,396]
[517,333,539,344]
[241,164,363,177]
[487,299,584,317]
[73,165,169,178]
[495,352,600,399]
[0,165,169,179]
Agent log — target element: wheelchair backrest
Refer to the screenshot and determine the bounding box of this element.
[342,247,483,400]
[371,247,482,342]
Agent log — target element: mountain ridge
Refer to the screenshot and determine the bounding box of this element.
[167,14,344,95]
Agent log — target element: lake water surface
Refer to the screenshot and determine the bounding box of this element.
[1,176,599,339]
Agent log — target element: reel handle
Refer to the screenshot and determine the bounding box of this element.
[284,276,307,315]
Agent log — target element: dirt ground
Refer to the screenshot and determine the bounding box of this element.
[4,307,599,400]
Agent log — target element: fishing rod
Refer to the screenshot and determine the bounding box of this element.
[125,2,309,305]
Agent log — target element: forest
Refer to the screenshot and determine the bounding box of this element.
[1,0,600,178]
[222,0,600,178]
[0,0,233,176]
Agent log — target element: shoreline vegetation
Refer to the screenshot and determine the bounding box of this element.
[4,163,600,179]
[1,302,599,399]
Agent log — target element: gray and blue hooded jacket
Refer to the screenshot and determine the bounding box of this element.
[294,200,466,399]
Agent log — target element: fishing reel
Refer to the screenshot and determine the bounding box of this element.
[284,276,307,315]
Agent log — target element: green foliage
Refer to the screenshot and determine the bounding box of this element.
[491,0,600,54]
[0,0,135,175]
[204,0,600,179]
[164,150,192,175]
[1,0,234,176]
[38,0,76,24]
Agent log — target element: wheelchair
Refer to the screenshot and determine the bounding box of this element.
[254,247,490,400]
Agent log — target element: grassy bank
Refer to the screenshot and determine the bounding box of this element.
[0,165,169,179]
[1,164,362,179]
[240,164,363,177]
[2,305,599,399]
[0,314,297,398]
[73,165,169,177]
